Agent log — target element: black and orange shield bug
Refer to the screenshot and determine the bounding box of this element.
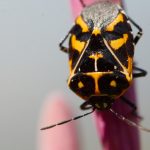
[41,0,150,132]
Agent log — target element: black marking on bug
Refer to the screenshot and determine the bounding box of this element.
[69,73,95,99]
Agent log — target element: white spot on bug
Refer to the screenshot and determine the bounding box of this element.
[78,68,81,72]
[114,66,117,70]
[127,20,130,23]
[130,31,133,34]
[95,60,98,72]
[117,5,126,15]
[127,20,132,26]
[121,10,126,15]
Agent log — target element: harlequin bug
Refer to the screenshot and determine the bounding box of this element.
[41,0,150,131]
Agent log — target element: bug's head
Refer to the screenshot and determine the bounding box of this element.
[81,95,114,110]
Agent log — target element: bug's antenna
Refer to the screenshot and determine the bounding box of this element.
[41,108,95,130]
[109,108,150,132]
[79,0,86,7]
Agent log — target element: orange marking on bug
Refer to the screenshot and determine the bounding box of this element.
[86,72,114,95]
[126,56,133,81]
[89,53,103,60]
[92,28,101,36]
[106,13,124,32]
[71,35,85,53]
[75,16,89,32]
[68,59,73,73]
[78,81,84,88]
[110,80,117,87]
[110,34,128,50]
[87,72,101,94]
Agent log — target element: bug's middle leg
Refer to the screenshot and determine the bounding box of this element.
[59,31,70,53]
[128,17,143,45]
[121,96,142,120]
[133,66,147,78]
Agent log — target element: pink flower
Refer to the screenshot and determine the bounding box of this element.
[37,93,79,150]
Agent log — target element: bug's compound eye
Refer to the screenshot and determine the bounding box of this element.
[87,19,94,30]
[98,73,129,96]
[68,74,95,99]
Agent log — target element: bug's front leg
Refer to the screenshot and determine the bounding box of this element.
[128,17,143,45]
[59,31,70,53]
[59,24,80,53]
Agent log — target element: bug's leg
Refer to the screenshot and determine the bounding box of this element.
[121,96,142,120]
[59,24,76,53]
[59,31,70,53]
[80,100,93,110]
[133,66,147,78]
[121,96,137,113]
[79,0,86,7]
[128,17,143,45]
[59,24,82,53]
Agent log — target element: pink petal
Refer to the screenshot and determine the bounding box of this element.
[70,0,122,18]
[70,0,140,150]
[94,84,140,150]
[37,92,79,150]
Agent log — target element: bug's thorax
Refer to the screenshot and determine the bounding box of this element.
[89,96,114,110]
